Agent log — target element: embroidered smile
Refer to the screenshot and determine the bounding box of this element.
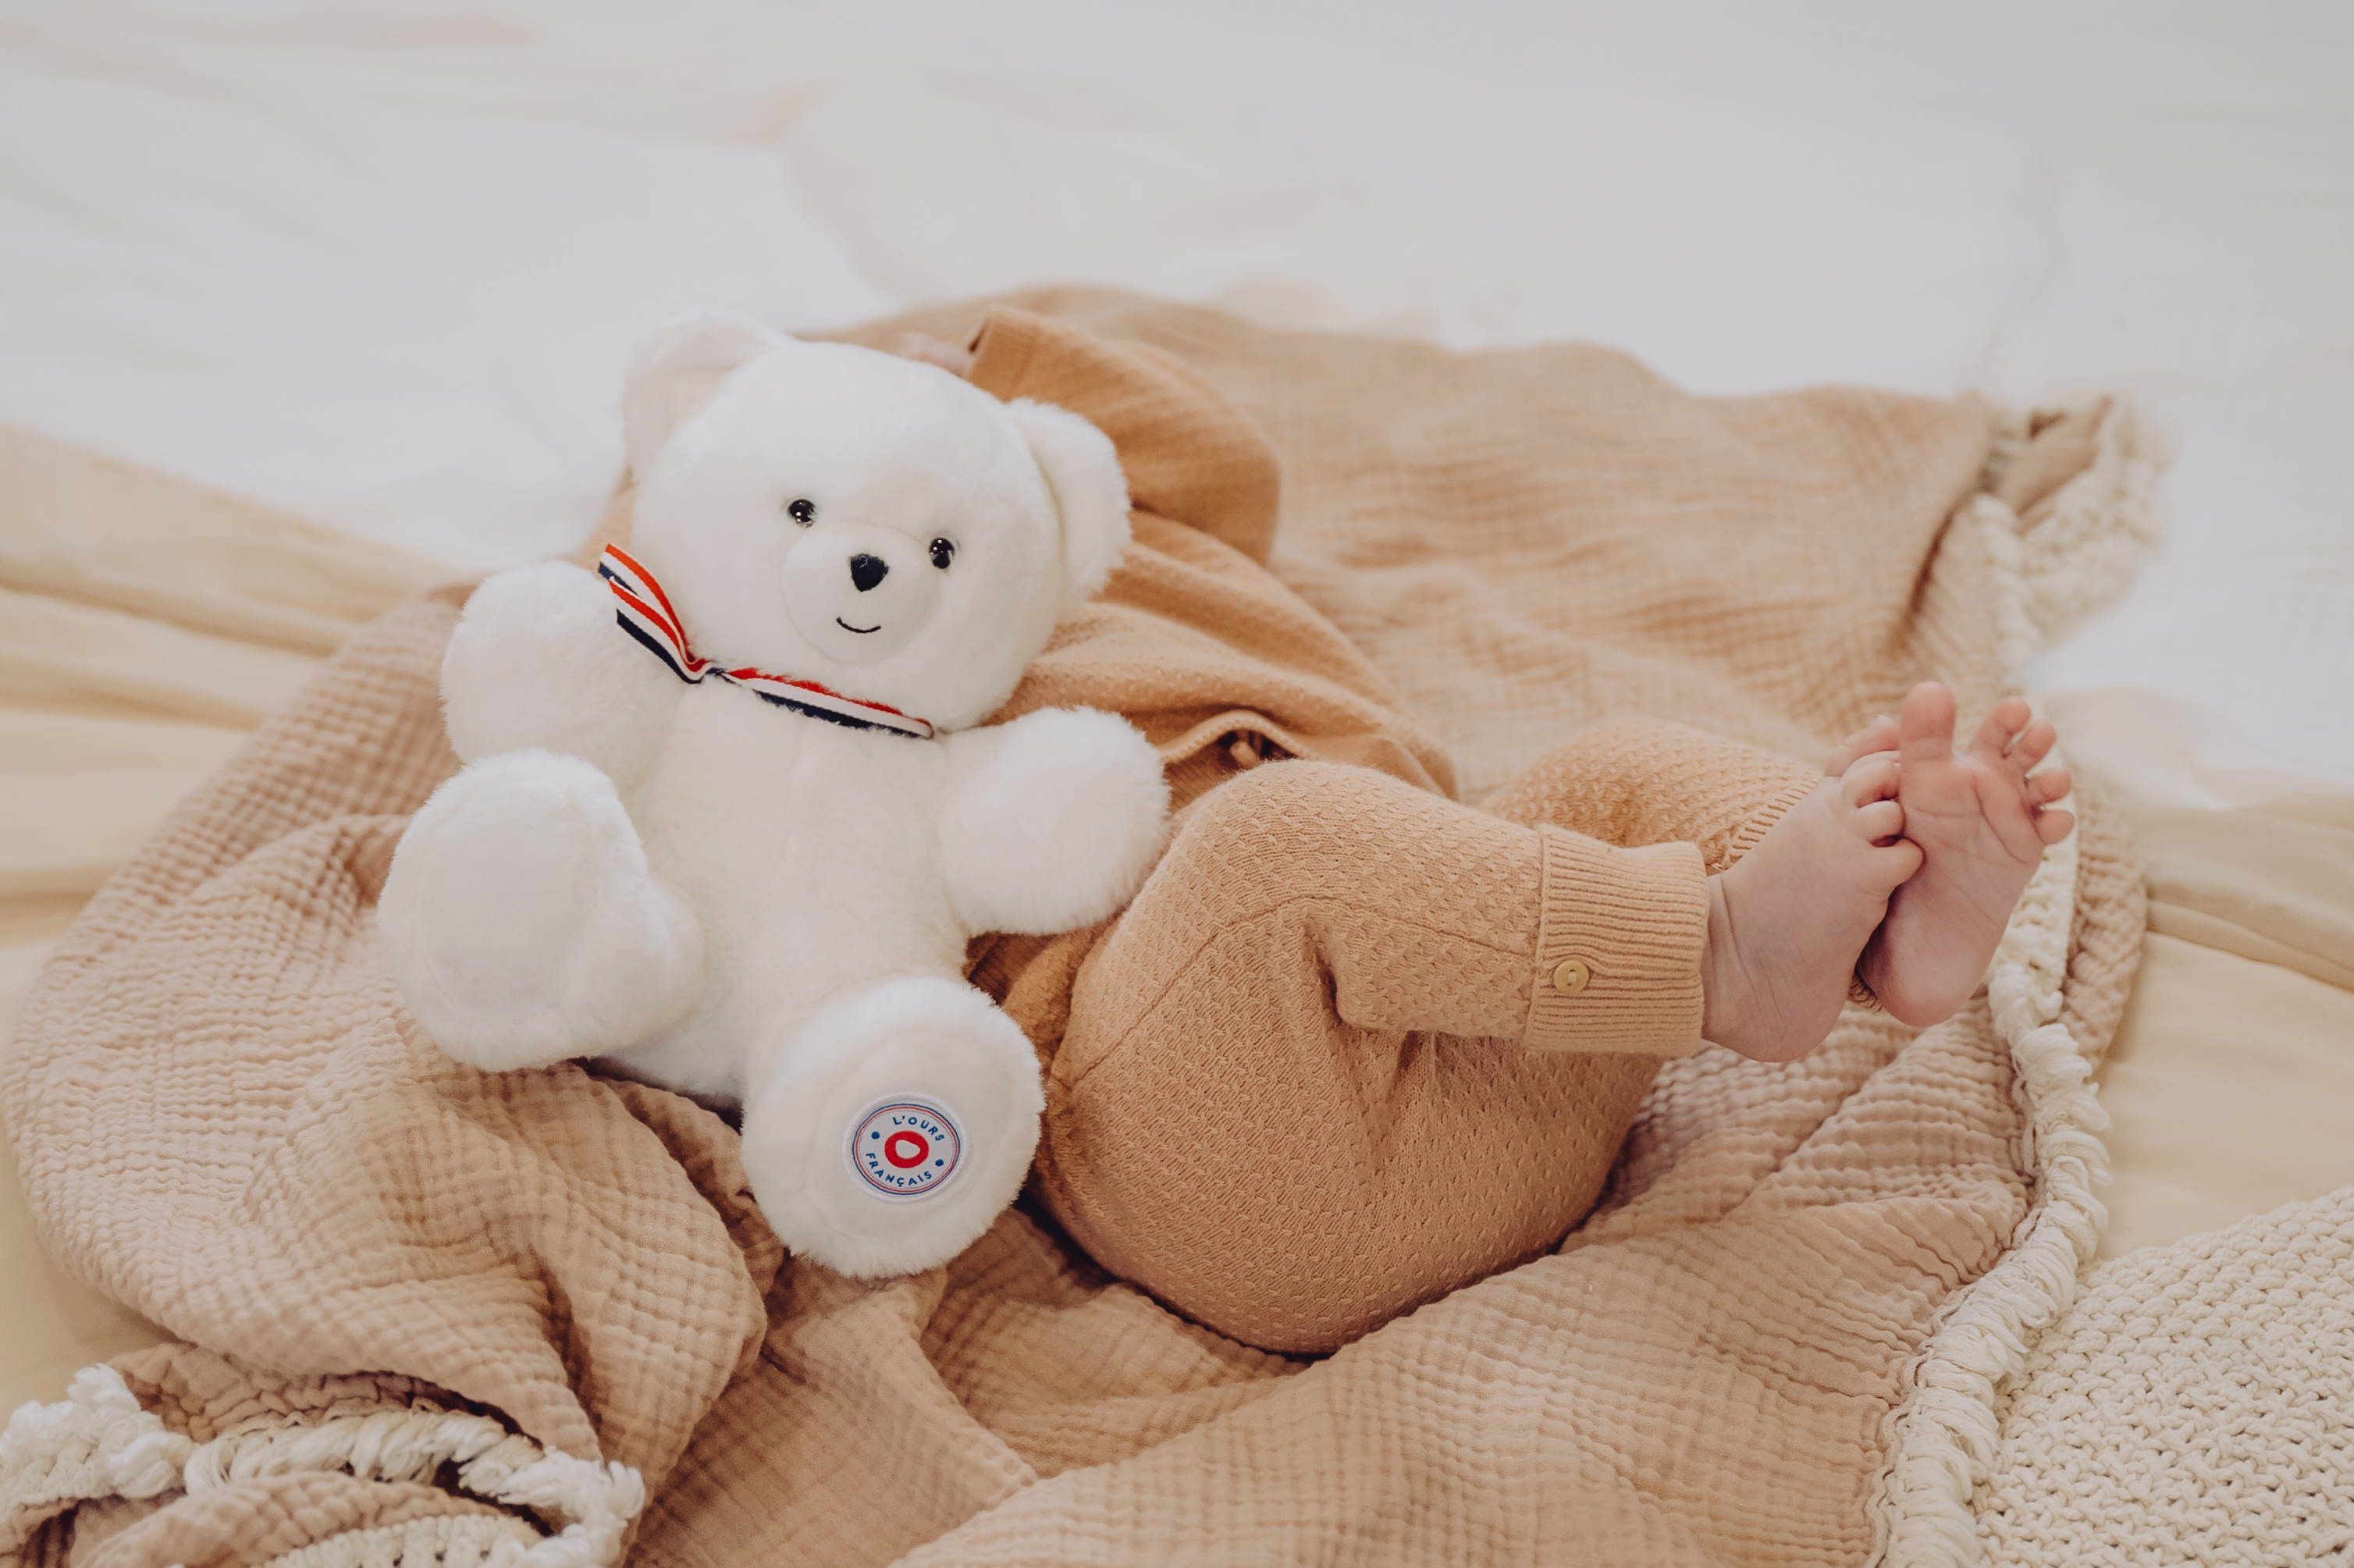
[835,617,881,635]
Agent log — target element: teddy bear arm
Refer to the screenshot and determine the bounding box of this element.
[442,560,681,777]
[939,708,1171,937]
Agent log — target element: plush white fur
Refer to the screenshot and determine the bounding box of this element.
[939,707,1173,938]
[378,315,1168,1278]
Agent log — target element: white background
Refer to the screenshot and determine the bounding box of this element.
[4,0,2349,766]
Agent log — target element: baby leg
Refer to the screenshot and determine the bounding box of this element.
[377,748,703,1070]
[1039,721,1910,1353]
[1479,717,1822,872]
[1039,753,1719,1354]
[1488,718,1922,1062]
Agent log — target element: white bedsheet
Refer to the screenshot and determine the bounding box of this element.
[0,0,1565,571]
[2,0,2349,773]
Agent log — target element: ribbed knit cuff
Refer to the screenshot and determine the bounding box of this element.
[1523,830,1709,1057]
[1716,774,1819,873]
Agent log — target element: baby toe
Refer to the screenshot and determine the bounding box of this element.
[1826,716,1901,775]
[1854,798,1904,843]
[1898,682,1959,762]
[1839,752,1902,808]
[1969,699,2030,764]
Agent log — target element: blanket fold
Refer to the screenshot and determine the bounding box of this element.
[3,289,2148,1568]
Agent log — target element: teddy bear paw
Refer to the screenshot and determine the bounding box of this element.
[739,976,1044,1278]
[377,748,702,1071]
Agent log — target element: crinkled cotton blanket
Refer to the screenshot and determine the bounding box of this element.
[2,290,2146,1567]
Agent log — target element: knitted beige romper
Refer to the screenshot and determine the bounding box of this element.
[894,310,1819,1356]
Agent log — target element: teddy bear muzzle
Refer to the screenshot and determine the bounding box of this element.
[781,521,943,663]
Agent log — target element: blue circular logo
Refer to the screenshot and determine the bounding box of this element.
[848,1099,963,1200]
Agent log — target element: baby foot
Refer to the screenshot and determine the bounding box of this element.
[1858,682,2074,1027]
[1700,727,1925,1063]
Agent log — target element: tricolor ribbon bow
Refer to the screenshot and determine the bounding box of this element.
[597,546,936,741]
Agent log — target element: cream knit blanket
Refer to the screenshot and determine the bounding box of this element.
[1979,1185,2354,1565]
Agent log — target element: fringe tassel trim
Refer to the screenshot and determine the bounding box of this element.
[1867,396,2160,1567]
[261,1510,547,1568]
[0,1366,192,1515]
[0,1367,645,1568]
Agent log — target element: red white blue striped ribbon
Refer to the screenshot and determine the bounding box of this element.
[597,546,936,740]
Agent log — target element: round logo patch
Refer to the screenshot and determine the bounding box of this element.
[847,1098,964,1200]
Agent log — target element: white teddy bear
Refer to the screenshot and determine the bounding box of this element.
[377,311,1171,1278]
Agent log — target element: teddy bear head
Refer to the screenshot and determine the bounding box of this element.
[618,311,1130,734]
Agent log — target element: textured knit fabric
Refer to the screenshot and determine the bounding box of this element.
[1043,727,1815,1352]
[1976,1184,2354,1566]
[902,308,1824,1350]
[0,290,2142,1567]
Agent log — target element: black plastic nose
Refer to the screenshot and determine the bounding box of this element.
[848,553,889,592]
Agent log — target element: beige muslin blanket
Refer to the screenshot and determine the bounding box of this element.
[3,290,2146,1566]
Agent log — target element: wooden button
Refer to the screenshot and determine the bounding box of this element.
[1551,957,1591,995]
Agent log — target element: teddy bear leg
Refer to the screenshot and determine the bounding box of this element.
[377,748,703,1072]
[738,976,1044,1279]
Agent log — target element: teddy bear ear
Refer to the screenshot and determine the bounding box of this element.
[622,309,789,482]
[1002,397,1133,612]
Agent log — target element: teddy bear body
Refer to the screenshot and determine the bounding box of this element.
[611,688,970,1095]
[379,318,1168,1275]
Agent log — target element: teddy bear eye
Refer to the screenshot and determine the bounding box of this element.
[929,537,956,570]
[786,498,816,526]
